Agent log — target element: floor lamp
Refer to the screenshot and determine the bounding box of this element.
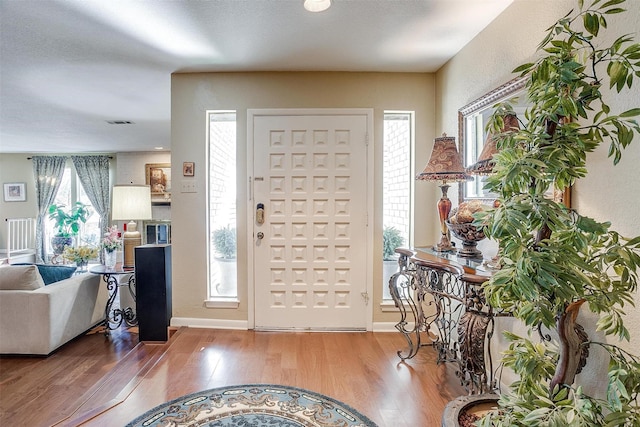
[111,185,152,268]
[416,134,470,252]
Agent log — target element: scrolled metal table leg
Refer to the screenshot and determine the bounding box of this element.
[103,273,121,333]
[390,270,421,360]
[123,274,137,327]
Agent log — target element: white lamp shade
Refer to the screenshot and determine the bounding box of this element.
[111,185,153,220]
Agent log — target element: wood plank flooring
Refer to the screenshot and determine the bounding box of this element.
[0,327,467,426]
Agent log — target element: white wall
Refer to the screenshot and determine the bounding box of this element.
[436,0,640,391]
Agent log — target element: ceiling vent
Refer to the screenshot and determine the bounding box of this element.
[107,120,134,125]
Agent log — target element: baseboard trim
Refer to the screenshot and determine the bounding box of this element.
[372,322,399,332]
[171,317,249,330]
[171,318,398,333]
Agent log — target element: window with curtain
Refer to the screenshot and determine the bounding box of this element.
[44,162,100,258]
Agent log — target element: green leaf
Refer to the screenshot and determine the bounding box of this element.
[583,12,600,36]
[619,108,640,117]
[524,407,551,423]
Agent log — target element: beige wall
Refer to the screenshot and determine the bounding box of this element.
[436,0,640,389]
[0,154,38,245]
[171,72,437,325]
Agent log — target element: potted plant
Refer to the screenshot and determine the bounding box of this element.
[383,226,405,288]
[48,202,91,254]
[383,226,404,261]
[212,226,237,259]
[211,226,237,296]
[474,0,640,424]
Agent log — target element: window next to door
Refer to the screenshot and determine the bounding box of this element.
[207,110,239,307]
[381,111,414,307]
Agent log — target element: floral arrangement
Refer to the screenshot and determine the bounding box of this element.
[101,225,122,253]
[63,245,98,265]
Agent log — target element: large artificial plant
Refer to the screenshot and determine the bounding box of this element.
[48,201,90,238]
[476,0,640,425]
[48,201,91,255]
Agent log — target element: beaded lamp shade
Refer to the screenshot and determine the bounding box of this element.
[417,134,470,183]
[467,113,520,175]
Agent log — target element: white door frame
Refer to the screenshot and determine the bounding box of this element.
[246,108,374,331]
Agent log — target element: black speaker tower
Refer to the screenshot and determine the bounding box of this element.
[135,244,172,342]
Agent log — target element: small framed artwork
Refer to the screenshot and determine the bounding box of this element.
[183,162,195,177]
[3,182,26,202]
[145,163,171,205]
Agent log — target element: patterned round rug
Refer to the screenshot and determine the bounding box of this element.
[125,384,378,427]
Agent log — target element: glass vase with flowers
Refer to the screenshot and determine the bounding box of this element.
[62,245,98,271]
[101,225,122,269]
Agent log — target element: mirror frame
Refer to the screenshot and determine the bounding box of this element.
[457,75,571,207]
[457,76,527,204]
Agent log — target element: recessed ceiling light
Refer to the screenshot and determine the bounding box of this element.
[304,0,331,13]
[154,147,164,150]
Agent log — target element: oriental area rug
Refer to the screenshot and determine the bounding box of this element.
[125,384,378,427]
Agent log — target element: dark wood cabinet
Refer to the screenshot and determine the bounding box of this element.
[135,244,172,342]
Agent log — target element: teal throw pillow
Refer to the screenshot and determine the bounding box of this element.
[14,263,77,285]
[36,264,77,285]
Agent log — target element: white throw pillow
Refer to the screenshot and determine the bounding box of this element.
[0,265,45,290]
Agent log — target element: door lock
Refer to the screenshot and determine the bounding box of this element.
[257,232,264,240]
[256,203,265,224]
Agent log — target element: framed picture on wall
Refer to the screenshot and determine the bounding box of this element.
[3,182,26,202]
[145,163,171,205]
[183,162,194,177]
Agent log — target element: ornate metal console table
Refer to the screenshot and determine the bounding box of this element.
[89,264,137,333]
[389,247,509,394]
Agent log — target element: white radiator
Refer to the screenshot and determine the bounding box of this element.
[2,217,36,263]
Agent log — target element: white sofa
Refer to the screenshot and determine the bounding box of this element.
[0,264,108,355]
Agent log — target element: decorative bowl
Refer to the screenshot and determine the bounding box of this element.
[445,221,486,259]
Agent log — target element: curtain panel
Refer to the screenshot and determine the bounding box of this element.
[31,156,67,263]
[72,155,111,263]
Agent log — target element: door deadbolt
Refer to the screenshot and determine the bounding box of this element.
[256,203,265,224]
[257,232,264,240]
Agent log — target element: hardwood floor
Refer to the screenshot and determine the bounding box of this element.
[0,326,467,426]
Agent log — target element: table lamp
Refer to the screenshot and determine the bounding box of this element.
[466,113,519,175]
[416,134,470,252]
[111,185,152,268]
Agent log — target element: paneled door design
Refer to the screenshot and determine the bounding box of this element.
[250,110,371,330]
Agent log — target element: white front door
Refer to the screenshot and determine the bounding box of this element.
[249,110,372,330]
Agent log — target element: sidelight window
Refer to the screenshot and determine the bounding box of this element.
[208,111,238,300]
[382,111,414,300]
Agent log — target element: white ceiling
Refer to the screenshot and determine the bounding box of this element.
[0,0,513,154]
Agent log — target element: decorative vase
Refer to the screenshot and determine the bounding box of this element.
[51,236,73,255]
[104,249,117,269]
[445,221,486,259]
[76,260,88,272]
